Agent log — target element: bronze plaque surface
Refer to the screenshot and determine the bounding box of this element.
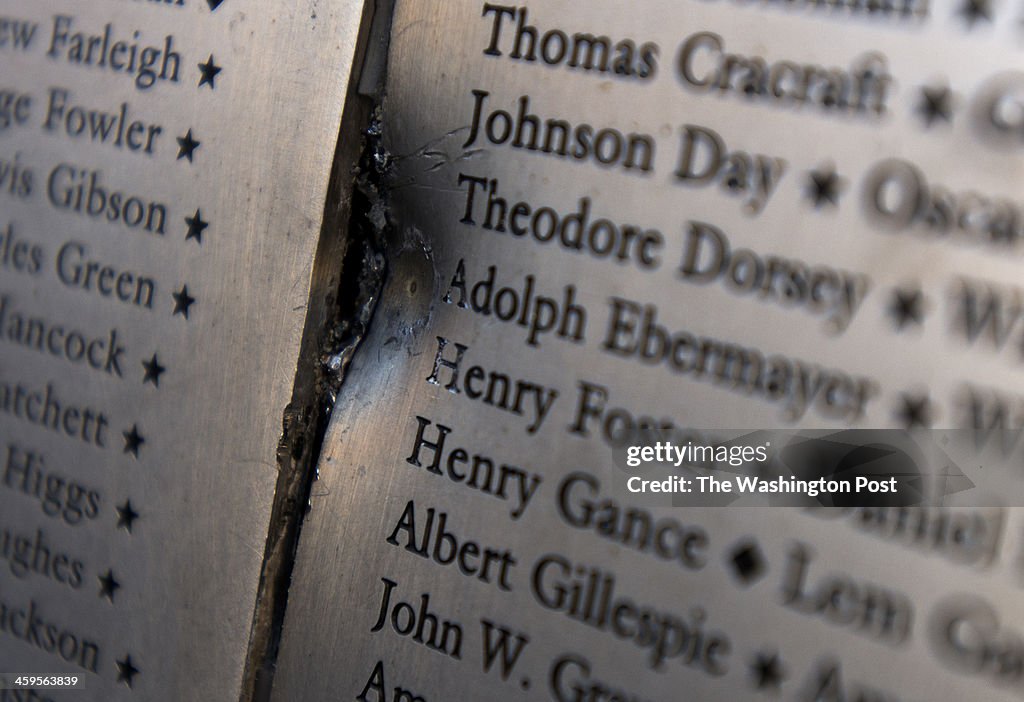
[0,1,365,699]
[272,1,1024,701]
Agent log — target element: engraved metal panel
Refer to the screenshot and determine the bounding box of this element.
[0,1,365,699]
[272,1,1024,700]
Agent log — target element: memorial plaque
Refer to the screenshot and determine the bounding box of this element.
[269,1,1024,701]
[0,0,372,699]
[5,0,1024,700]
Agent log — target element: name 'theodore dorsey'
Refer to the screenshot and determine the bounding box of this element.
[454,181,869,332]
